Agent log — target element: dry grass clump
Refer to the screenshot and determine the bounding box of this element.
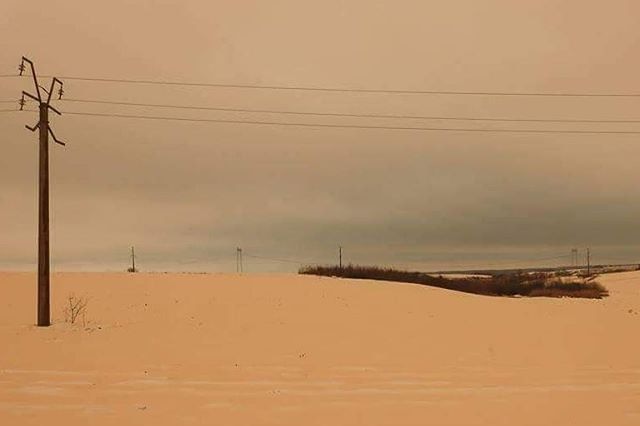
[299,265,608,299]
[528,278,608,298]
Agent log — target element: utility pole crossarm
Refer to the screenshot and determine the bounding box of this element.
[46,77,64,103]
[20,57,41,101]
[48,127,65,146]
[22,91,39,103]
[47,104,62,116]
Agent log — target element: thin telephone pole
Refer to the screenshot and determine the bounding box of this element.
[19,57,66,327]
[236,247,243,273]
[339,246,343,269]
[130,246,137,272]
[587,248,591,276]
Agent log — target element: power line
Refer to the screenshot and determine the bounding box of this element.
[10,74,640,98]
[428,253,574,272]
[44,110,640,134]
[244,251,572,270]
[481,253,573,267]
[0,109,18,113]
[243,253,320,265]
[60,98,640,124]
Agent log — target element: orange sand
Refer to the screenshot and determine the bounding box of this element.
[1,271,639,425]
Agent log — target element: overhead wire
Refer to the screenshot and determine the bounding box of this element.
[427,254,574,271]
[243,253,321,265]
[59,98,640,124]
[35,110,640,135]
[7,72,640,133]
[3,72,640,97]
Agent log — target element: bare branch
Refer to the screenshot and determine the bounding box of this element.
[63,294,88,324]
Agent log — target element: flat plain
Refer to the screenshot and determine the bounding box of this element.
[1,271,639,425]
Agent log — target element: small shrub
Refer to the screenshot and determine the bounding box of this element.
[63,294,89,325]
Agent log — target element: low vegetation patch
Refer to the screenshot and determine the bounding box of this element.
[63,294,89,326]
[300,265,608,299]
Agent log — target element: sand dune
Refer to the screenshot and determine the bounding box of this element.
[1,271,639,425]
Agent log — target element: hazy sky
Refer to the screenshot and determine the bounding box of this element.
[1,1,640,272]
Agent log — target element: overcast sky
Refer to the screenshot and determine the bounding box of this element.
[1,0,640,272]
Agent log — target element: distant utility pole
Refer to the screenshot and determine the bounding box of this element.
[587,248,591,276]
[236,247,243,273]
[129,246,137,273]
[19,57,65,327]
[571,248,578,267]
[339,246,343,269]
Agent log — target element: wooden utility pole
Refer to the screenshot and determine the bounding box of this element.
[19,57,65,327]
[236,247,243,273]
[130,246,137,272]
[587,248,591,276]
[37,103,50,325]
[339,246,343,269]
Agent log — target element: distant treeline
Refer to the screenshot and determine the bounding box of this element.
[299,265,608,299]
